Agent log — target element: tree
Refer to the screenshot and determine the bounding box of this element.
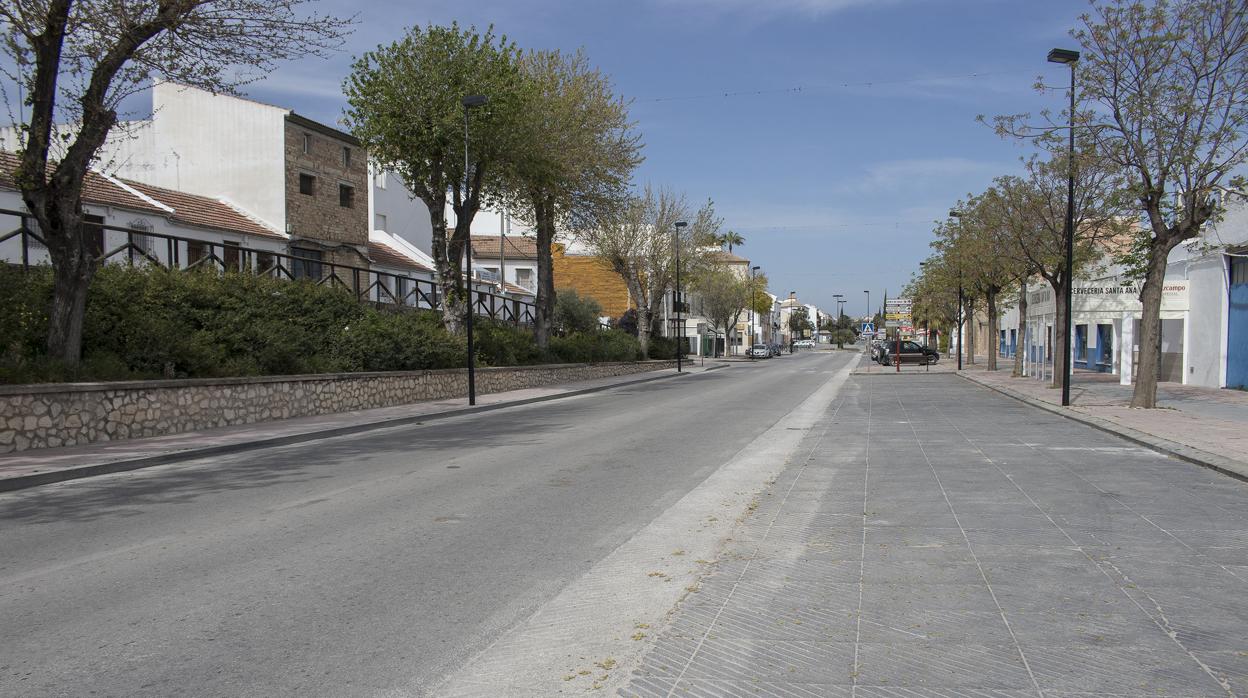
[691,264,749,357]
[345,23,527,333]
[719,230,744,253]
[511,48,642,349]
[1078,0,1248,407]
[552,289,602,335]
[994,0,1248,407]
[787,306,812,339]
[940,190,1029,371]
[576,187,717,356]
[2,0,351,365]
[968,155,1127,387]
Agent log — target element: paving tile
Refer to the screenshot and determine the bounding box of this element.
[855,641,1035,689]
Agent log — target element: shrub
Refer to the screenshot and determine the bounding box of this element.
[548,329,641,364]
[553,289,603,335]
[334,310,465,372]
[645,336,677,360]
[472,318,543,367]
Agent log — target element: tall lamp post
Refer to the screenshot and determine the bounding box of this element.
[1048,47,1080,407]
[949,210,965,371]
[749,265,760,359]
[462,94,488,405]
[674,220,687,372]
[864,290,870,327]
[833,293,844,342]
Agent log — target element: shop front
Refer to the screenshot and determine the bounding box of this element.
[1023,278,1189,386]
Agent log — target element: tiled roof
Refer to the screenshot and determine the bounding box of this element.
[503,281,535,297]
[471,234,539,260]
[0,150,284,240]
[709,249,750,264]
[369,241,432,272]
[0,151,155,213]
[124,180,283,240]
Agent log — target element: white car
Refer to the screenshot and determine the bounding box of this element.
[794,339,815,348]
[749,344,771,358]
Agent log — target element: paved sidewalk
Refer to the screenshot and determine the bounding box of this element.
[624,374,1248,696]
[0,363,724,492]
[962,365,1248,481]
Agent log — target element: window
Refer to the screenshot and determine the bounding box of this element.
[515,267,533,290]
[302,133,312,155]
[186,239,209,268]
[1233,255,1248,286]
[339,183,354,208]
[374,213,387,231]
[84,214,105,259]
[128,218,157,258]
[223,241,241,272]
[375,170,387,189]
[292,247,323,280]
[342,146,351,168]
[299,173,316,196]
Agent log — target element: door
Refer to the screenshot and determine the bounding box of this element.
[1229,256,1248,389]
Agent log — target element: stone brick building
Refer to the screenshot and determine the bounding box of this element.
[284,114,369,270]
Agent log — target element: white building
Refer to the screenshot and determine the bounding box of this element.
[996,198,1248,389]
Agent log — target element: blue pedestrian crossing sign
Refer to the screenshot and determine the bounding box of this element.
[861,322,875,335]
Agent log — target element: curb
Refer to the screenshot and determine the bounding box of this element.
[958,372,1248,483]
[1,366,723,494]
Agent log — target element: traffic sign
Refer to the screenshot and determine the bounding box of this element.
[885,320,902,328]
[860,322,875,334]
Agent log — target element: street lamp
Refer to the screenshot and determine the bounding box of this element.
[949,209,965,372]
[674,220,687,372]
[864,290,870,328]
[462,94,487,405]
[832,293,844,342]
[783,290,793,354]
[1049,47,1079,407]
[750,265,760,360]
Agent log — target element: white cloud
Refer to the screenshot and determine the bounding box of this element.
[840,157,1004,194]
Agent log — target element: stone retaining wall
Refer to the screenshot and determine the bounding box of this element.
[0,361,676,454]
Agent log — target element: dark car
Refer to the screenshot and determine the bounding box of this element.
[879,340,939,365]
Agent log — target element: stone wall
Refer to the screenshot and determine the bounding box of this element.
[0,361,676,454]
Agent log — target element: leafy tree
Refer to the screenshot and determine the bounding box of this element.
[552,289,603,335]
[994,0,1248,407]
[511,48,642,349]
[2,0,351,365]
[345,23,527,333]
[978,156,1127,386]
[719,230,744,253]
[691,264,749,357]
[831,328,856,349]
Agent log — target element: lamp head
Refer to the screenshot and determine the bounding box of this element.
[462,95,488,108]
[674,221,687,229]
[1047,48,1080,65]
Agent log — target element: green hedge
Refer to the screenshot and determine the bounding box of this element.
[0,265,646,383]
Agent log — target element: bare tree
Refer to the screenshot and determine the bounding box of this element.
[1,0,352,365]
[575,186,716,356]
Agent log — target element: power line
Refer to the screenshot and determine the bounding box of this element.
[635,68,1034,104]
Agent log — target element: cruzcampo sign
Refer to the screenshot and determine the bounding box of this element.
[1027,279,1188,317]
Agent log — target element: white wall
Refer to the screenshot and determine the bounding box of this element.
[370,166,435,255]
[96,83,289,231]
[0,189,286,269]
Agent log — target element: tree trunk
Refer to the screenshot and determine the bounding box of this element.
[986,288,999,371]
[1012,278,1028,378]
[964,297,976,365]
[45,223,95,365]
[422,192,464,334]
[1051,277,1068,390]
[533,196,556,350]
[1130,237,1178,408]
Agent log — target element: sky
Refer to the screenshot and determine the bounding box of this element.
[23,0,1096,317]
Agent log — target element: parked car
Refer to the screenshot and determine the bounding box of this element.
[749,343,771,359]
[878,340,940,365]
[794,339,815,348]
[769,344,781,357]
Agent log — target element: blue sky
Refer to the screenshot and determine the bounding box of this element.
[94,0,1101,315]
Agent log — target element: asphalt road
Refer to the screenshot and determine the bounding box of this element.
[0,350,853,697]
